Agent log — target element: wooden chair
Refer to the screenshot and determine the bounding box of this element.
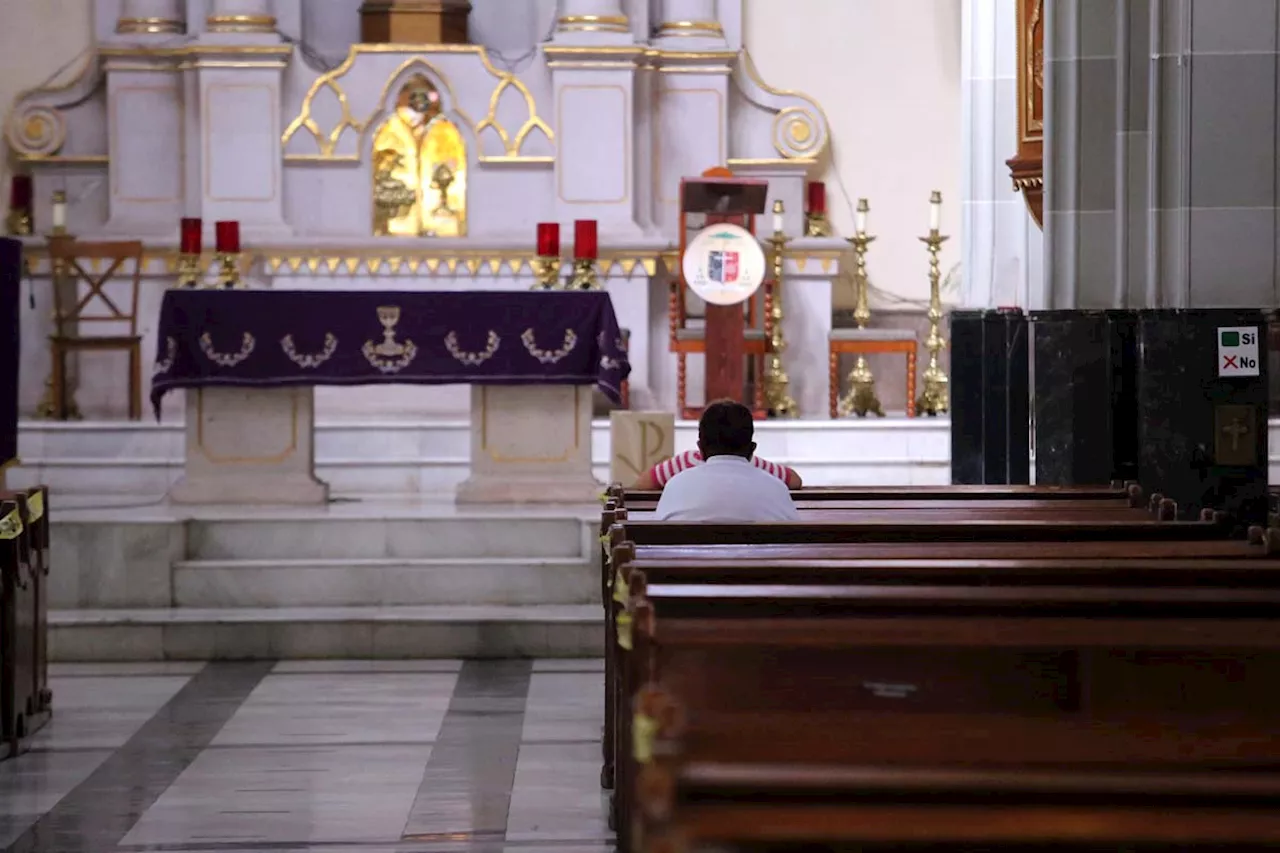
[47,239,145,420]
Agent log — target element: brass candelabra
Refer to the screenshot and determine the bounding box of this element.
[841,199,884,417]
[763,200,798,418]
[36,224,81,420]
[216,253,243,289]
[176,253,202,288]
[917,207,950,416]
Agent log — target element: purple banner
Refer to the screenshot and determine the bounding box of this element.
[151,290,630,417]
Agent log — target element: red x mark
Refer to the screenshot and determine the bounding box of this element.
[1224,355,1239,368]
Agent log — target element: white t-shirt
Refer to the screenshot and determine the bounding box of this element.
[654,455,800,522]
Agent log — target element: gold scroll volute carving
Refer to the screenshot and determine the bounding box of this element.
[371,75,468,238]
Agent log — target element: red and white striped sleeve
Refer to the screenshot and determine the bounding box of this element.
[751,455,789,483]
[650,450,704,487]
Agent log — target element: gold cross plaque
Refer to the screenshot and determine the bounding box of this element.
[1214,405,1257,467]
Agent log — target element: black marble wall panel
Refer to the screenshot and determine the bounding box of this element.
[1031,309,1138,485]
[950,310,1030,485]
[1137,309,1268,524]
[949,311,985,485]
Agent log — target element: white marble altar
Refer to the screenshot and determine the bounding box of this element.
[9,0,843,427]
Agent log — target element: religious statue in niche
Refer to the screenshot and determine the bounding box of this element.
[371,75,468,238]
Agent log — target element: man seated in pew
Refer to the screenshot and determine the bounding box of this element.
[631,421,802,491]
[654,400,800,522]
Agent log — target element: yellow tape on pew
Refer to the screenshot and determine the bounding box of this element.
[612,567,629,604]
[616,611,633,650]
[0,508,23,541]
[26,491,43,523]
[633,712,657,763]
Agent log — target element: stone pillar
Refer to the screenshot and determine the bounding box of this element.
[191,1,292,238]
[116,0,185,34]
[555,0,630,37]
[949,309,1030,485]
[207,0,277,33]
[654,0,724,43]
[961,0,1042,309]
[103,53,185,236]
[545,3,643,235]
[1045,0,1280,310]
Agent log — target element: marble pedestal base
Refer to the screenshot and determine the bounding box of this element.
[169,386,330,505]
[456,384,601,504]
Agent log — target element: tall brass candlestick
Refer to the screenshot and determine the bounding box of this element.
[917,191,950,416]
[841,198,884,417]
[763,201,798,418]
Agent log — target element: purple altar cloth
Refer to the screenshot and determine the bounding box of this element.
[150,290,630,417]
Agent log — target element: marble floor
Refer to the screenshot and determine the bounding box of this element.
[0,659,612,853]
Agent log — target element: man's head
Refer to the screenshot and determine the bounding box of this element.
[697,399,756,460]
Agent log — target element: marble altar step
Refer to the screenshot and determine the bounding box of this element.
[171,557,597,607]
[49,605,600,661]
[10,416,953,496]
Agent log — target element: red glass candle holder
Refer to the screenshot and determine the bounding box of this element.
[214,220,240,254]
[573,219,598,260]
[9,175,32,211]
[180,218,203,255]
[536,222,560,257]
[806,181,827,215]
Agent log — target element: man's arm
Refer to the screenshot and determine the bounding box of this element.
[785,467,803,489]
[633,450,702,490]
[752,455,802,489]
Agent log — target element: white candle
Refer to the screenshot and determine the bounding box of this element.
[772,205,785,235]
[929,190,941,232]
[855,199,869,235]
[51,191,67,230]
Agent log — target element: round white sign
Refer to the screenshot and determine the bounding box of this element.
[681,224,767,306]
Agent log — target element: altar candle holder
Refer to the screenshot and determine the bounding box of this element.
[763,200,798,418]
[214,220,242,289]
[569,219,600,290]
[177,218,203,288]
[804,180,832,237]
[533,222,562,290]
[6,175,32,236]
[917,190,950,416]
[841,198,885,417]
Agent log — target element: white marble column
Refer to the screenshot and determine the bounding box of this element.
[653,0,724,42]
[554,0,630,39]
[207,0,277,33]
[116,0,185,34]
[960,0,1042,309]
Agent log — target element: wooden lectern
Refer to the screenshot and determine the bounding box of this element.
[669,168,772,419]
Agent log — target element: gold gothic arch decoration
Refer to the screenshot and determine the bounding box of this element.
[1008,0,1044,228]
[372,74,468,238]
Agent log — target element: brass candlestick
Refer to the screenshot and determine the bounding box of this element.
[804,210,832,237]
[176,253,201,288]
[5,209,31,236]
[763,200,798,418]
[216,253,242,289]
[568,258,600,290]
[917,212,950,416]
[531,255,562,290]
[841,202,884,418]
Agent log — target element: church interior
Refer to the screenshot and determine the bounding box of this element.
[1,0,1279,850]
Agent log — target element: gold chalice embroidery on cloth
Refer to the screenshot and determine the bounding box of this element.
[282,333,338,369]
[362,306,417,373]
[521,328,577,364]
[444,330,500,366]
[152,337,176,375]
[199,332,255,367]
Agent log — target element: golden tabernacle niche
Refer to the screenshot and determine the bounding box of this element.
[372,75,468,238]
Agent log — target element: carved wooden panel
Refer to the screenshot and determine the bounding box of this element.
[1008,0,1044,228]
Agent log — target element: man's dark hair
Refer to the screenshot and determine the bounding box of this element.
[697,399,756,459]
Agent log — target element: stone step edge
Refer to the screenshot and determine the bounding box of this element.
[173,557,595,570]
[51,604,602,626]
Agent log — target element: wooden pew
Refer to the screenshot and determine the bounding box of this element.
[606,480,1143,506]
[0,497,35,758]
[596,499,1228,788]
[2,488,51,726]
[625,581,1280,850]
